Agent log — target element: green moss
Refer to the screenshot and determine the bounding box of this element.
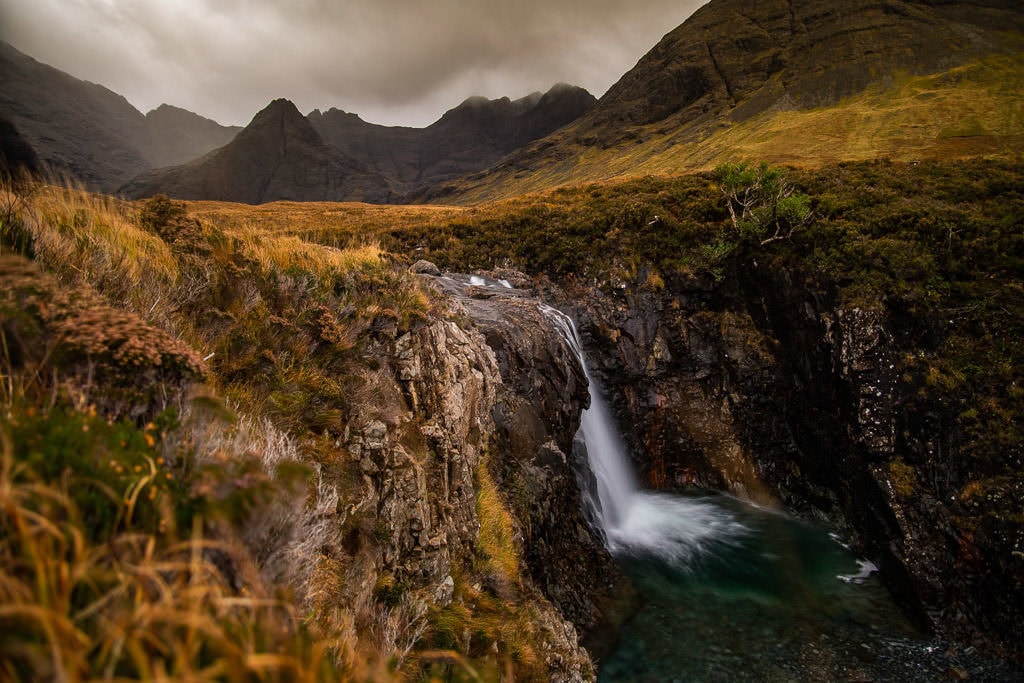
[3,406,184,539]
[888,459,917,500]
[373,573,408,608]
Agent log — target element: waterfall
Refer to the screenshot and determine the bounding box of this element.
[540,304,746,568]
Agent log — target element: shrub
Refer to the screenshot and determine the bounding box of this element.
[0,254,204,418]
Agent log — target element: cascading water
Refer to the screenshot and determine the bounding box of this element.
[536,303,1000,682]
[540,304,746,566]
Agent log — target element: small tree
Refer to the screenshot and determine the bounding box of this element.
[716,161,814,245]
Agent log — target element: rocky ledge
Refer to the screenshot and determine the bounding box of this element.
[254,266,635,680]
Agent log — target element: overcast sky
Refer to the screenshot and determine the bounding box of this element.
[0,0,706,128]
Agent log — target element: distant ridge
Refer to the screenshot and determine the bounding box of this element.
[143,104,242,169]
[0,39,596,203]
[307,83,596,199]
[0,41,239,191]
[127,83,595,203]
[439,0,1024,202]
[121,99,394,204]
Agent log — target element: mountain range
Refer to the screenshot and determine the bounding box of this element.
[123,83,596,204]
[0,39,595,202]
[309,83,596,198]
[2,0,1022,203]
[121,99,396,204]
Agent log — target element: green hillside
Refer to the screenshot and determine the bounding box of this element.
[448,54,1024,203]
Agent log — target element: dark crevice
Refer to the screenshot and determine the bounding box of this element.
[704,38,735,103]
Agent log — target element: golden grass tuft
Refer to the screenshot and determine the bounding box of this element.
[183,199,468,244]
[15,184,178,286]
[473,463,521,594]
[0,419,352,682]
[240,233,384,278]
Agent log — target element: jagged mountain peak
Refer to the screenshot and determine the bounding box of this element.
[121,95,395,204]
[235,98,324,148]
[146,103,190,117]
[144,103,231,127]
[249,98,309,126]
[459,95,498,108]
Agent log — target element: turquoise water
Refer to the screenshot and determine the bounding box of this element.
[541,309,1019,681]
[597,492,934,682]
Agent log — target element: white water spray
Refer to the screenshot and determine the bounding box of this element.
[541,304,746,567]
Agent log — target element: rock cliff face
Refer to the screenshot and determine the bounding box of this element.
[250,273,628,680]
[433,276,633,637]
[553,265,1022,658]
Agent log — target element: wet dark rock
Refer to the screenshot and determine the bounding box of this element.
[550,261,1023,661]
[410,259,441,276]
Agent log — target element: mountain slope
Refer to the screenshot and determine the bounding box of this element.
[308,83,596,197]
[142,104,241,168]
[440,0,1024,202]
[121,99,394,204]
[0,42,239,191]
[306,111,421,190]
[0,114,41,177]
[0,41,151,190]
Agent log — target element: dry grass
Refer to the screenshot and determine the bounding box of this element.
[448,54,1024,203]
[184,199,469,245]
[474,464,521,588]
[9,184,179,308]
[0,415,353,682]
[240,233,385,278]
[0,183,451,681]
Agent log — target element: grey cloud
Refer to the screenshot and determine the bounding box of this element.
[1,0,705,127]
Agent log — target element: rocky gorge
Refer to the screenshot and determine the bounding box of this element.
[341,252,1024,677]
[540,263,1022,665]
[296,254,1023,678]
[286,268,635,679]
[3,157,1022,680]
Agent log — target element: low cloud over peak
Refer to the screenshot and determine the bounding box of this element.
[0,0,705,127]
